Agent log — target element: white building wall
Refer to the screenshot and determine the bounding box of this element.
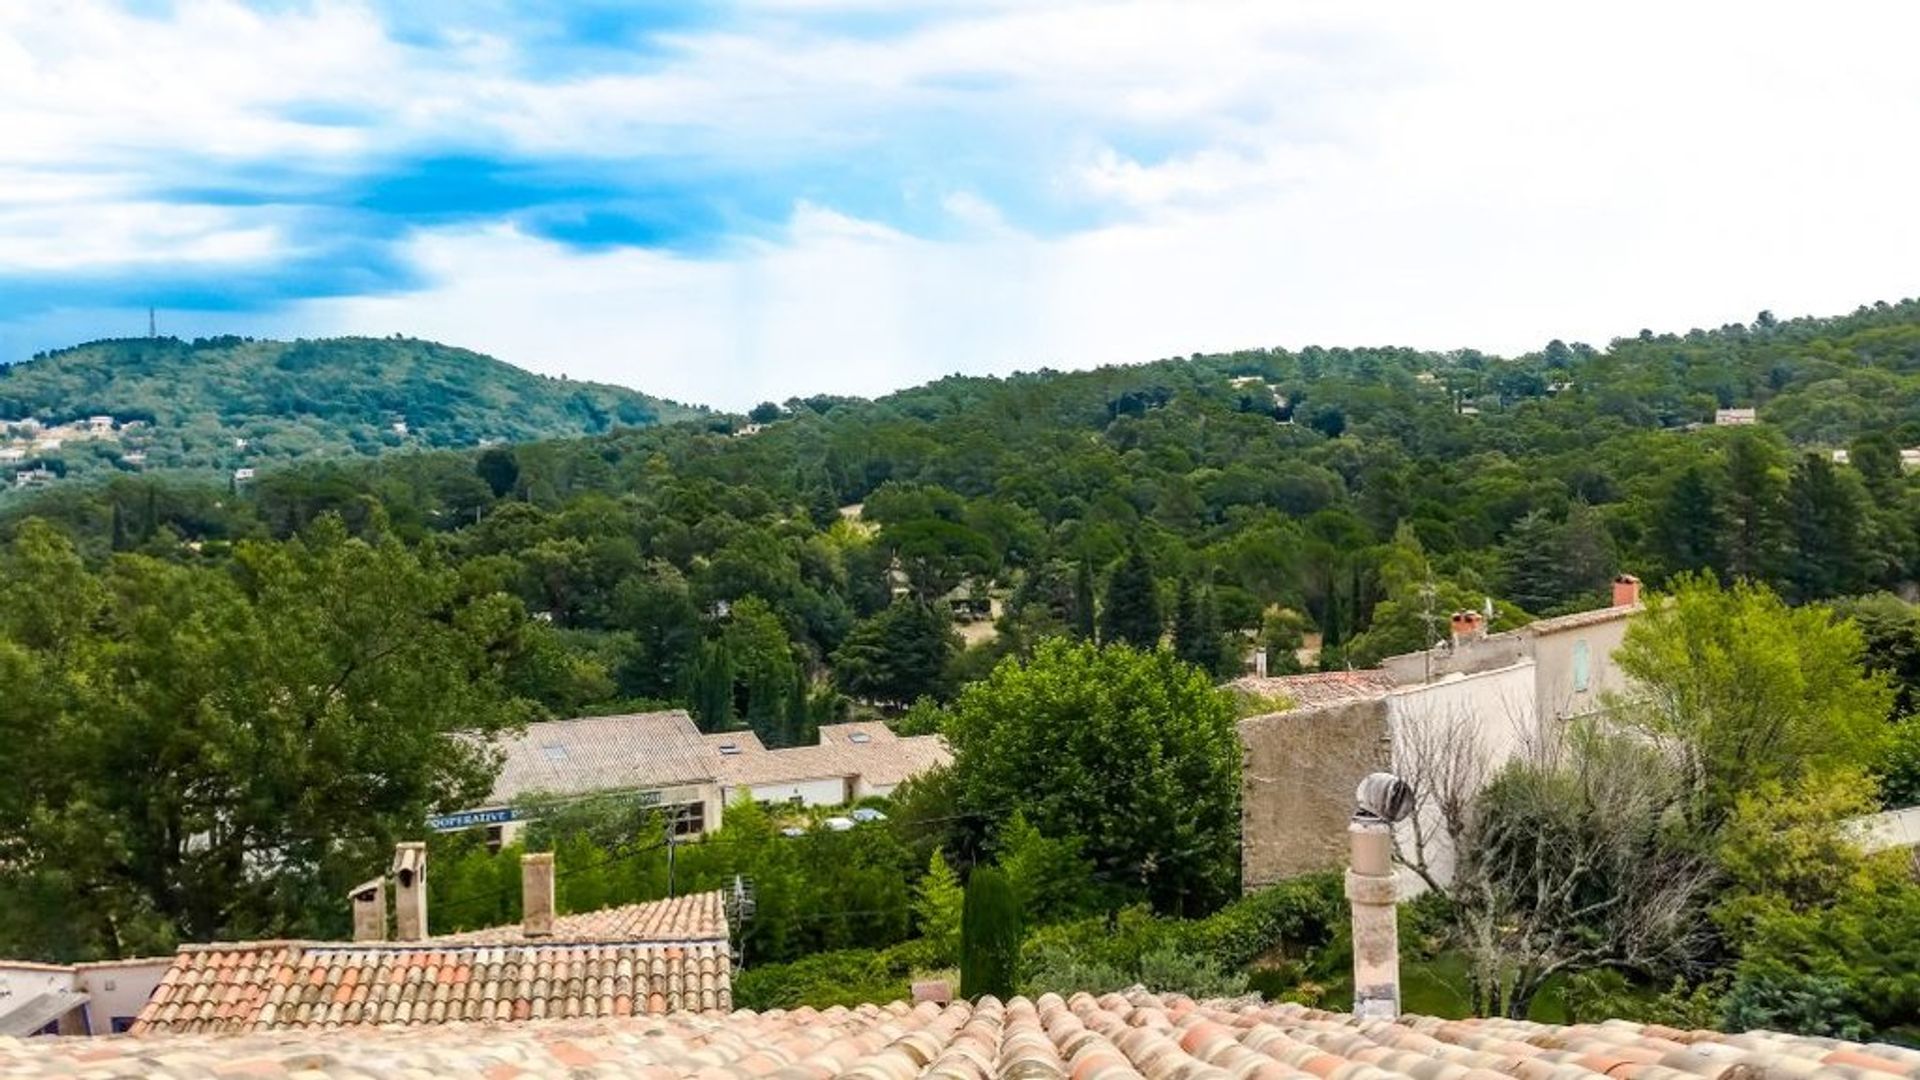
[1387,661,1539,892]
[1530,619,1633,722]
[0,962,84,1035]
[74,959,171,1034]
[725,777,850,808]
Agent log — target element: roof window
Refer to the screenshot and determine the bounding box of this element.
[541,744,569,762]
[848,732,872,744]
[718,743,741,755]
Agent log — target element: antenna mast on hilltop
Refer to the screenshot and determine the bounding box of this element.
[148,307,156,339]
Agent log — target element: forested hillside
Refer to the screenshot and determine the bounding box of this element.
[0,335,700,484]
[9,298,1920,732]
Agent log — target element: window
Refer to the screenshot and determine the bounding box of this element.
[1571,640,1591,693]
[670,802,706,836]
[717,743,741,755]
[541,744,569,762]
[848,731,872,744]
[110,1017,137,1034]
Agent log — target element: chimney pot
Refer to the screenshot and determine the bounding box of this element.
[1612,574,1642,608]
[348,878,386,943]
[392,842,428,941]
[521,852,556,938]
[1448,610,1486,645]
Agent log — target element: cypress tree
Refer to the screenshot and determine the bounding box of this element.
[1099,545,1162,649]
[1071,559,1096,641]
[959,867,1022,1000]
[1173,576,1227,674]
[687,637,734,732]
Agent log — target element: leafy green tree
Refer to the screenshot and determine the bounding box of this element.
[995,812,1098,925]
[943,639,1241,914]
[960,867,1021,1000]
[1614,575,1893,825]
[913,849,965,966]
[0,516,534,960]
[476,447,520,499]
[723,597,799,746]
[832,600,958,707]
[1099,545,1162,649]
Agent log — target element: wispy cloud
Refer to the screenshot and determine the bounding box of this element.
[3,1,1920,406]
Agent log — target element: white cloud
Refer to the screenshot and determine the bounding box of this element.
[7,0,1920,409]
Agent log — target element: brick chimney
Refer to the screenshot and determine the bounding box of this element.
[1449,610,1486,646]
[1612,573,1642,608]
[521,852,555,938]
[392,842,428,941]
[348,878,386,942]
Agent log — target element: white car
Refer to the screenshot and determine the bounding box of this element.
[850,808,888,823]
[779,826,807,837]
[822,816,857,832]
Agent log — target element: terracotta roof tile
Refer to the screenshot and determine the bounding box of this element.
[430,890,728,946]
[1230,671,1400,711]
[15,990,1920,1079]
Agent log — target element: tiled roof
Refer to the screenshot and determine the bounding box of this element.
[1230,670,1400,711]
[712,734,950,788]
[430,891,729,946]
[817,720,895,745]
[15,990,1920,1079]
[1523,603,1637,636]
[703,730,769,755]
[130,938,731,1035]
[483,711,716,805]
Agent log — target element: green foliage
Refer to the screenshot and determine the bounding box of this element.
[731,941,929,1011]
[1019,874,1345,1000]
[942,639,1242,915]
[1615,576,1894,825]
[0,515,537,960]
[1099,545,1161,649]
[995,812,1099,925]
[0,336,697,487]
[913,850,965,966]
[833,600,958,707]
[960,867,1022,999]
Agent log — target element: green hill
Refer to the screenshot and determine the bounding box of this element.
[0,335,701,486]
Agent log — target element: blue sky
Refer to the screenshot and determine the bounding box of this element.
[3,2,1920,408]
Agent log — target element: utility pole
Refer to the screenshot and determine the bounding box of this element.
[148,307,156,338]
[664,818,678,898]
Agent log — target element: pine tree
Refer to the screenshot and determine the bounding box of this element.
[1099,546,1161,649]
[1655,465,1727,579]
[1723,430,1789,585]
[959,866,1021,1000]
[1071,559,1096,641]
[1173,577,1228,676]
[1786,454,1874,602]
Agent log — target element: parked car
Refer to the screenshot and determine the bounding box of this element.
[850,807,888,823]
[822,816,857,832]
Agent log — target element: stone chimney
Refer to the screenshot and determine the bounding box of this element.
[1612,573,1642,608]
[1448,610,1486,646]
[348,878,386,942]
[1347,804,1402,1020]
[392,842,428,942]
[521,852,555,938]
